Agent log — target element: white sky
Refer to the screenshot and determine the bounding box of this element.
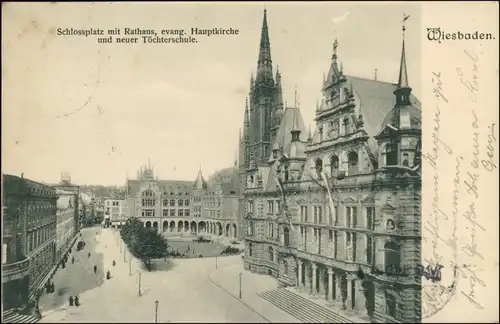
[2,2,421,186]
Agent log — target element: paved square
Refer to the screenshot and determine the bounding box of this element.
[39,228,291,323]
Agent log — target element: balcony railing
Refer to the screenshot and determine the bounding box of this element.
[2,258,30,282]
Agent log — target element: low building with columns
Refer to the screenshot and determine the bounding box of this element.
[241,10,421,324]
[126,162,239,240]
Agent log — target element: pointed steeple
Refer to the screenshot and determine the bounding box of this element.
[276,65,282,88]
[255,9,274,85]
[397,26,409,89]
[291,107,301,142]
[394,13,412,106]
[307,124,313,142]
[250,72,254,88]
[234,150,238,167]
[194,168,207,190]
[243,98,250,142]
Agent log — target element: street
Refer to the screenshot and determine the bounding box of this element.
[38,227,105,313]
[39,228,273,323]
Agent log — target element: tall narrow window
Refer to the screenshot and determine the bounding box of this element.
[366,235,373,265]
[330,155,339,175]
[386,143,398,166]
[347,152,359,175]
[366,207,374,230]
[315,158,323,179]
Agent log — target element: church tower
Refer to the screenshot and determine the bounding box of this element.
[248,9,281,166]
[238,9,281,240]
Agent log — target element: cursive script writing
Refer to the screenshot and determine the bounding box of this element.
[456,50,479,103]
[458,265,486,310]
[456,48,486,312]
[482,123,497,172]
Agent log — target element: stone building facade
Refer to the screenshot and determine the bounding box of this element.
[2,174,58,310]
[126,162,239,239]
[241,10,421,324]
[55,189,77,262]
[104,198,127,227]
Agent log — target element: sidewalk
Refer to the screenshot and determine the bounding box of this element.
[209,263,301,323]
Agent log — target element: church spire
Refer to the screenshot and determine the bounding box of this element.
[394,13,412,106]
[243,97,250,141]
[255,8,274,85]
[291,107,301,142]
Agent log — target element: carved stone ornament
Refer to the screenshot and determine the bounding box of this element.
[385,218,396,231]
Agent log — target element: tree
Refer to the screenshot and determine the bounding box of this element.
[132,227,169,271]
[120,218,169,271]
[120,218,143,246]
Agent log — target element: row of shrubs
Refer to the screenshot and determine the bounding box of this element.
[221,246,242,255]
[193,236,212,243]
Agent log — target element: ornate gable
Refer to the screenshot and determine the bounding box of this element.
[361,195,375,204]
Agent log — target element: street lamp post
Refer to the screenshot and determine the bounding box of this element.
[138,272,142,296]
[129,252,132,276]
[215,234,219,269]
[239,272,242,299]
[155,300,159,323]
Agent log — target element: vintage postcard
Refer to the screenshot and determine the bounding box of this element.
[1,1,498,323]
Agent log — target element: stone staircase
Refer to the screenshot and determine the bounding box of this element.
[258,288,355,323]
[2,309,39,323]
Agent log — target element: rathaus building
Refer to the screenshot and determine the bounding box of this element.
[240,10,422,323]
[125,161,239,240]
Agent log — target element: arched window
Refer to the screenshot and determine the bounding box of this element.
[330,155,339,175]
[384,240,401,275]
[347,152,359,175]
[268,246,274,261]
[385,143,398,166]
[283,227,290,246]
[315,158,323,179]
[284,166,289,181]
[248,242,253,257]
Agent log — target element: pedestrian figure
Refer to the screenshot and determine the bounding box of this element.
[88,252,91,258]
[94,265,97,274]
[112,260,116,266]
[69,296,74,306]
[50,282,55,293]
[74,296,79,307]
[106,270,111,280]
[72,256,75,264]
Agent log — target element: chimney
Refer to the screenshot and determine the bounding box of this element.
[374,68,378,81]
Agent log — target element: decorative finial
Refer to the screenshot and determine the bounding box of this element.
[402,13,410,34]
[333,38,339,56]
[340,60,343,73]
